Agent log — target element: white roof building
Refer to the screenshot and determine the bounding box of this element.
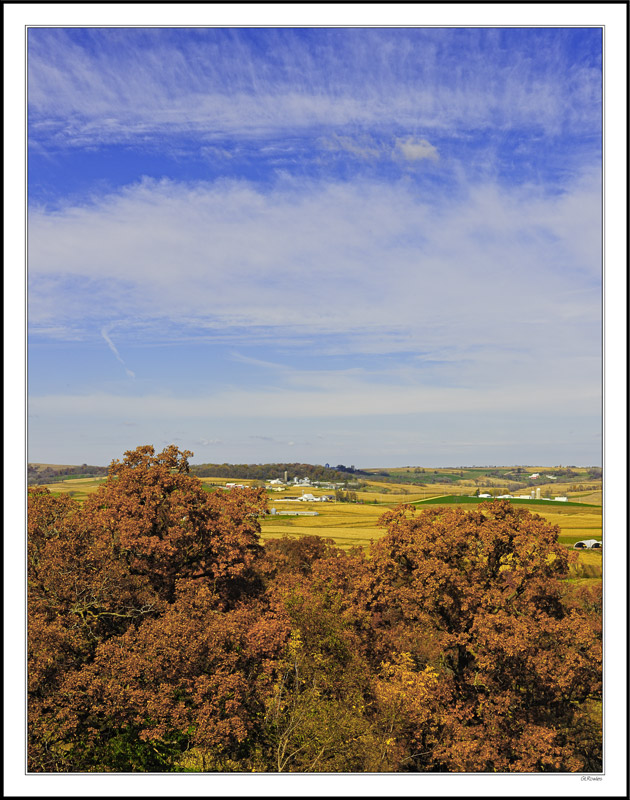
[574,539,602,549]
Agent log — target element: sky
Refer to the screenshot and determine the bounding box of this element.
[27,26,603,468]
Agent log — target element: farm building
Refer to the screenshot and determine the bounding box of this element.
[573,539,602,550]
[269,508,319,517]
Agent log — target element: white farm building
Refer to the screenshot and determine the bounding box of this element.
[573,539,602,550]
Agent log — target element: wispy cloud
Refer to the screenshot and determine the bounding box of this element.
[321,133,440,165]
[229,352,288,371]
[322,134,382,161]
[100,326,135,378]
[29,171,601,360]
[25,26,603,468]
[28,28,601,151]
[28,368,600,421]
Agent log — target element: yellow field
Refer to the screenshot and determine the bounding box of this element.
[198,477,258,487]
[33,476,107,501]
[355,482,443,504]
[567,549,603,581]
[29,462,80,471]
[532,506,602,539]
[261,502,387,549]
[572,490,602,505]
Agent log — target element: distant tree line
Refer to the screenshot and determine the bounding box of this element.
[334,489,358,503]
[29,460,602,490]
[373,471,461,485]
[190,462,367,482]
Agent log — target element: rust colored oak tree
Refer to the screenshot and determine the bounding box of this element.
[258,543,378,772]
[367,501,602,771]
[28,445,288,772]
[259,536,442,772]
[28,453,602,773]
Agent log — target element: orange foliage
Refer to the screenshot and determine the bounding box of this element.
[28,452,602,773]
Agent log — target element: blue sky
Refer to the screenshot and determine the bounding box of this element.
[27,26,603,467]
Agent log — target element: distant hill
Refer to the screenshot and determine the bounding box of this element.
[365,465,602,488]
[28,459,602,490]
[28,462,108,485]
[190,462,366,482]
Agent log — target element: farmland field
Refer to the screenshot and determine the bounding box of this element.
[32,471,602,577]
[261,502,386,549]
[259,494,602,582]
[32,473,604,585]
[33,476,107,501]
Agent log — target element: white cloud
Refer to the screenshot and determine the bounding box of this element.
[28,173,601,365]
[28,170,601,459]
[396,136,439,161]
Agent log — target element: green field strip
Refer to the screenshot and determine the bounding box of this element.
[413,495,599,508]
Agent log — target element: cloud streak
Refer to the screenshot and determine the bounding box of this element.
[100,326,135,378]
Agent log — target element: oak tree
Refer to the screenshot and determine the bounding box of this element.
[28,445,283,772]
[368,501,602,771]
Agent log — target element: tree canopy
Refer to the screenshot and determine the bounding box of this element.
[28,446,602,773]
